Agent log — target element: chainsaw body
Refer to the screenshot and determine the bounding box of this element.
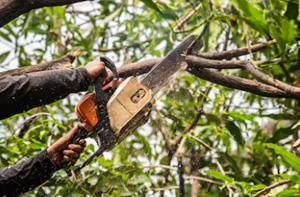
[76,76,154,151]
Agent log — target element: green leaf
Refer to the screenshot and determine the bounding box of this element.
[231,0,269,37]
[102,4,123,24]
[281,174,300,184]
[206,169,233,183]
[226,121,245,146]
[251,184,266,191]
[268,126,296,143]
[276,189,300,197]
[0,51,9,64]
[266,143,300,173]
[140,0,163,16]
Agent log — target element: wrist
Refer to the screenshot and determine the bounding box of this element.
[46,147,62,167]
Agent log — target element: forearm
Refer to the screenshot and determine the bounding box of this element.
[0,67,91,120]
[0,149,59,196]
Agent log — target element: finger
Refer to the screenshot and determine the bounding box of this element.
[68,144,84,153]
[63,149,79,159]
[63,155,76,164]
[66,123,79,139]
[79,139,86,146]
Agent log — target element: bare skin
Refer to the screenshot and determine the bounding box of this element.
[47,60,108,167]
[85,60,108,84]
[47,124,85,166]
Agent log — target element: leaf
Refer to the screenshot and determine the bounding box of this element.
[0,30,12,42]
[29,142,45,150]
[226,121,245,146]
[268,126,296,143]
[102,4,123,24]
[266,143,300,173]
[231,0,269,37]
[276,189,300,197]
[131,174,151,184]
[140,0,163,16]
[281,174,300,184]
[261,113,300,120]
[206,169,233,183]
[0,51,9,64]
[251,184,266,191]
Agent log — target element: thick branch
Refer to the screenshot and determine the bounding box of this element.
[0,51,80,77]
[188,67,300,99]
[0,0,88,27]
[186,55,245,69]
[199,40,276,60]
[245,62,300,94]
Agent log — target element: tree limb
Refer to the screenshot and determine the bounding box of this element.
[188,67,300,99]
[0,51,80,77]
[199,40,276,60]
[0,0,89,27]
[245,62,300,94]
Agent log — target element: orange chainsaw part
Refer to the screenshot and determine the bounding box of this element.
[76,80,122,132]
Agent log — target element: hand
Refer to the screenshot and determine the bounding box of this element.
[47,124,86,167]
[85,60,108,84]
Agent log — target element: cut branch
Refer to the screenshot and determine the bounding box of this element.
[0,0,89,27]
[186,55,245,69]
[0,51,80,77]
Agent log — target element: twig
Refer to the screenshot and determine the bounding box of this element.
[148,186,179,191]
[174,3,203,31]
[187,133,213,151]
[186,176,224,186]
[186,176,238,190]
[178,156,185,197]
[97,39,153,52]
[252,180,291,197]
[242,21,254,59]
[140,165,178,171]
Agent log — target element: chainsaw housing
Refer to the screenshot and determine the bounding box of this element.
[107,76,154,143]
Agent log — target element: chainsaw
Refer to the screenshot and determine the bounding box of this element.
[64,35,203,175]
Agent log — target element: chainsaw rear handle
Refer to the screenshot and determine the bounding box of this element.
[63,56,119,176]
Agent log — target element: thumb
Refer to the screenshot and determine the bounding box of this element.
[65,123,79,141]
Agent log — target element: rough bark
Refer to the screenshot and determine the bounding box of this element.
[199,40,276,60]
[0,51,80,77]
[0,0,89,27]
[1,40,298,100]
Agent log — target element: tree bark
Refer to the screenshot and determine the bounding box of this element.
[0,51,80,77]
[0,0,89,27]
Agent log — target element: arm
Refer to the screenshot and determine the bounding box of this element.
[0,124,85,196]
[0,60,106,120]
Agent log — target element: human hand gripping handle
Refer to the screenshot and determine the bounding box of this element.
[47,123,86,167]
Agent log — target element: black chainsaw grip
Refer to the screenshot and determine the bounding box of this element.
[70,126,88,145]
[62,126,88,176]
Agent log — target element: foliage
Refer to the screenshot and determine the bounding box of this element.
[1,0,300,196]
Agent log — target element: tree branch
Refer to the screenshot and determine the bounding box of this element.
[0,0,89,27]
[97,39,153,52]
[0,51,80,77]
[252,180,291,197]
[199,40,276,60]
[245,62,300,94]
[188,67,300,99]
